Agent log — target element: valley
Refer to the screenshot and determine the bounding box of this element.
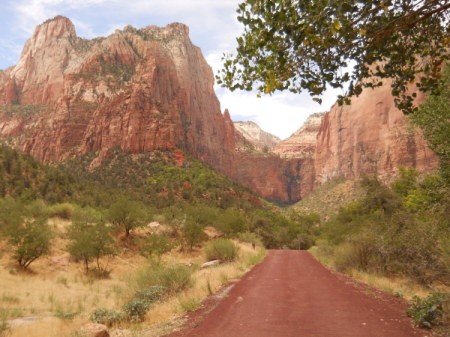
[0,12,448,337]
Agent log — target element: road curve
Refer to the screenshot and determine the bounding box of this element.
[167,250,430,337]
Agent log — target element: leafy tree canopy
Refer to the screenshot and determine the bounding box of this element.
[218,0,450,113]
[410,64,450,181]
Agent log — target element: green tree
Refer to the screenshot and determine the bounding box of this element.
[391,167,419,197]
[219,0,449,113]
[68,207,115,273]
[0,197,22,234]
[108,198,146,237]
[182,220,206,251]
[3,202,52,270]
[140,234,174,260]
[410,65,450,182]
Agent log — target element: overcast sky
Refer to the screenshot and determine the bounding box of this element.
[0,0,342,139]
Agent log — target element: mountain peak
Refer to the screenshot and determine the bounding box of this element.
[234,120,280,152]
[34,15,76,40]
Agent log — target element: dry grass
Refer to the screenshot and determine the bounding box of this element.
[309,246,441,301]
[0,219,144,337]
[137,242,265,333]
[0,218,266,337]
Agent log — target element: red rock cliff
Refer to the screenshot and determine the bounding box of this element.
[0,16,311,203]
[314,80,438,184]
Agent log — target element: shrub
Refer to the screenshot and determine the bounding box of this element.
[140,234,173,259]
[179,297,201,312]
[47,203,74,219]
[121,285,166,323]
[134,263,192,295]
[238,232,262,247]
[90,308,123,326]
[122,299,149,322]
[134,285,165,304]
[287,234,314,250]
[204,239,239,262]
[407,293,449,328]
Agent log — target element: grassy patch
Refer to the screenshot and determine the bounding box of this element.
[204,239,239,262]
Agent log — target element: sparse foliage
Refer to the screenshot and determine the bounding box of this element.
[140,234,174,260]
[1,200,52,270]
[108,198,146,237]
[204,239,239,262]
[182,220,206,251]
[219,0,450,114]
[407,293,449,328]
[410,64,450,182]
[68,207,115,273]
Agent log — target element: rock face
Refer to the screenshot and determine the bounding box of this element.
[0,17,438,202]
[273,113,324,159]
[315,81,438,184]
[0,16,311,203]
[234,121,280,152]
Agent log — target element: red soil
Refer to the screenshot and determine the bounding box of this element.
[166,250,433,337]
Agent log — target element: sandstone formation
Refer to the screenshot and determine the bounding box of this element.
[0,16,311,203]
[234,121,280,152]
[0,16,438,203]
[314,81,438,184]
[273,113,324,159]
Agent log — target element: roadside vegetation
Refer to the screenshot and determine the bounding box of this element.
[305,68,450,333]
[0,142,276,337]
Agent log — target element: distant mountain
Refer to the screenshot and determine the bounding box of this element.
[0,16,312,203]
[0,16,438,203]
[273,113,324,159]
[234,121,280,152]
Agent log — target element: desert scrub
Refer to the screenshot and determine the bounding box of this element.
[91,308,123,326]
[204,239,239,262]
[407,292,449,328]
[47,203,74,219]
[0,313,9,337]
[179,296,201,312]
[122,285,166,322]
[134,263,193,295]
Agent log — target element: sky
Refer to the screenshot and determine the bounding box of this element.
[0,0,343,139]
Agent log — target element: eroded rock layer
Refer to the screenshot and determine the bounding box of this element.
[234,121,280,152]
[273,113,324,159]
[0,16,311,203]
[314,81,438,184]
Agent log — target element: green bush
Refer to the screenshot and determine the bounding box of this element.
[238,231,262,247]
[204,239,239,262]
[179,297,201,312]
[287,234,314,250]
[140,234,173,259]
[47,203,74,219]
[122,299,149,322]
[407,293,449,328]
[90,308,123,327]
[134,286,165,304]
[134,263,192,295]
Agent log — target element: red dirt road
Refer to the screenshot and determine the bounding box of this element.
[168,250,431,337]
